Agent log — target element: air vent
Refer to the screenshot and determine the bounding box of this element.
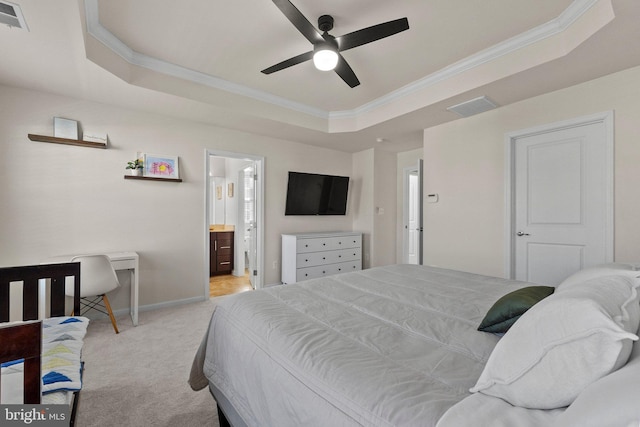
[447,96,498,118]
[0,1,28,30]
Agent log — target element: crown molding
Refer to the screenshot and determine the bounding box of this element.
[329,0,603,121]
[84,0,328,120]
[84,0,602,127]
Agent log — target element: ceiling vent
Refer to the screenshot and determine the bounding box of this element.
[0,1,28,30]
[447,96,498,118]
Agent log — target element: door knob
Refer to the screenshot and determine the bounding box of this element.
[516,231,530,236]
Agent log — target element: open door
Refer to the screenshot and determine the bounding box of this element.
[403,160,423,264]
[242,164,258,289]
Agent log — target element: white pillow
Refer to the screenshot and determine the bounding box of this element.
[470,275,640,409]
[556,274,640,341]
[559,263,639,289]
[553,336,640,427]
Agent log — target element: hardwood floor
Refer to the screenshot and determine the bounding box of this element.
[209,271,253,298]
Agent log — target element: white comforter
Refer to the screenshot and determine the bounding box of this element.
[190,264,547,426]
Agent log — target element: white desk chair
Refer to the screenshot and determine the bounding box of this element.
[66,255,121,333]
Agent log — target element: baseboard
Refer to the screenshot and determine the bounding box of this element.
[102,296,208,320]
[134,296,208,314]
[264,282,281,288]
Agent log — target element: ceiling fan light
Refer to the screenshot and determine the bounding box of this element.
[313,48,338,71]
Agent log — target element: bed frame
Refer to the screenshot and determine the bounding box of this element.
[0,262,81,419]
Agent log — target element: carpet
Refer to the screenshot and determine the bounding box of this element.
[75,299,220,426]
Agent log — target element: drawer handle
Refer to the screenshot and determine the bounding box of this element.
[322,271,326,274]
[322,257,326,260]
[219,262,231,265]
[338,255,342,258]
[322,243,326,246]
[220,246,231,249]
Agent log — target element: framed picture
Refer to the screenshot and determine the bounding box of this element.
[143,154,179,179]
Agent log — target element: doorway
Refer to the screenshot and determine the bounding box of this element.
[505,112,613,285]
[402,160,423,264]
[205,149,264,298]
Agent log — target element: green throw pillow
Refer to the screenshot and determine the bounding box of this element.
[478,286,555,333]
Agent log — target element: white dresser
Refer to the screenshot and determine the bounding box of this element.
[281,232,363,284]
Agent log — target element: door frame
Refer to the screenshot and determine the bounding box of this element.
[402,160,423,264]
[503,111,614,279]
[204,149,265,296]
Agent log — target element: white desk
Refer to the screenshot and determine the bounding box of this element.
[42,251,140,326]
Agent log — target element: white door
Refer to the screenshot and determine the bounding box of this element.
[510,114,613,285]
[242,164,258,289]
[403,160,423,264]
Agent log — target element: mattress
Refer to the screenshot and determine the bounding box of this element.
[191,264,546,426]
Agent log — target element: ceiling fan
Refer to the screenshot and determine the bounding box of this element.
[262,0,409,88]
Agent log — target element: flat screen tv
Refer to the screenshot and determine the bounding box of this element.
[285,171,349,215]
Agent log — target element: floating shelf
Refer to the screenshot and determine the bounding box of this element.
[124,175,182,183]
[28,134,106,149]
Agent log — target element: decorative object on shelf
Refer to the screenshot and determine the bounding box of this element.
[126,159,144,176]
[83,131,108,144]
[142,153,180,179]
[53,117,79,139]
[228,183,234,198]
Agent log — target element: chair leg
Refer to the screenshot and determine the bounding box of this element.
[102,294,120,334]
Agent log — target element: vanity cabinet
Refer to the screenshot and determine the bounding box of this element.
[281,232,362,284]
[210,231,234,276]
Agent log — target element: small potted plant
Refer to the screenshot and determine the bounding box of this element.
[126,159,144,176]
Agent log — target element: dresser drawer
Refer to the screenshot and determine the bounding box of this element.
[296,265,329,281]
[296,238,332,253]
[296,235,361,253]
[296,248,361,268]
[295,260,361,282]
[331,260,361,275]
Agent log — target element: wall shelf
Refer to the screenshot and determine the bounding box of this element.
[124,175,182,183]
[28,134,107,149]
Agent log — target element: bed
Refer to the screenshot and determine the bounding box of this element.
[0,262,89,425]
[190,263,640,426]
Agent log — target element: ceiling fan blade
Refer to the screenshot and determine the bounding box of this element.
[334,54,360,88]
[336,18,409,52]
[271,0,324,44]
[261,51,314,74]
